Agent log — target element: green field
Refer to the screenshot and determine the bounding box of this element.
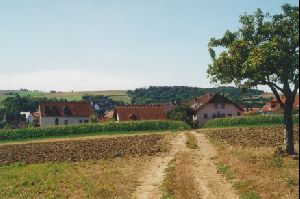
[0,90,130,104]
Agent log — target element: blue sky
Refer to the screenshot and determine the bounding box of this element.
[0,0,298,91]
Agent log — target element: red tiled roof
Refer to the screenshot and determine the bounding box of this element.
[190,93,243,111]
[114,105,167,121]
[261,95,299,112]
[40,102,93,117]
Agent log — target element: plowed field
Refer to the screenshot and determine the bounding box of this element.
[206,126,299,147]
[0,134,166,165]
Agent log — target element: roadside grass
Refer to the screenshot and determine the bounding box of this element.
[0,130,174,144]
[216,163,236,180]
[0,156,150,199]
[185,132,198,149]
[203,127,299,199]
[161,152,199,199]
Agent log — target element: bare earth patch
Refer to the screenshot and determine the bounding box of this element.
[190,132,239,199]
[132,133,187,199]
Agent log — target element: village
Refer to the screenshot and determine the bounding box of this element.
[15,92,299,128]
[0,1,299,199]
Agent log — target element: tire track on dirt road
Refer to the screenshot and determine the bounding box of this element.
[132,133,187,199]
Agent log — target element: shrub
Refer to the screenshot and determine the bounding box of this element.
[203,114,299,128]
[0,120,190,141]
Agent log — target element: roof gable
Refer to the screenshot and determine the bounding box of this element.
[191,93,243,111]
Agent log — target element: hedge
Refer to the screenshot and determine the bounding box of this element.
[203,114,299,128]
[0,120,190,140]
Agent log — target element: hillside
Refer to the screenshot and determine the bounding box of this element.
[127,86,268,106]
[0,90,130,105]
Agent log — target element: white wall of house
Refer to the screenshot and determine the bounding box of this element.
[40,116,90,127]
[194,102,242,127]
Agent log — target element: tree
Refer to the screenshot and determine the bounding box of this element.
[207,4,299,154]
[167,106,194,127]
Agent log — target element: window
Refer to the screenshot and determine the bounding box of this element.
[79,120,82,123]
[212,114,216,118]
[237,112,241,116]
[45,106,52,115]
[84,120,89,123]
[214,103,218,109]
[64,120,68,125]
[204,113,208,118]
[228,113,232,117]
[217,112,221,118]
[63,106,72,116]
[221,103,225,109]
[221,113,226,117]
[55,118,59,125]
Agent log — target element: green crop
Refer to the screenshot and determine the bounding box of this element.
[0,120,190,141]
[203,114,299,128]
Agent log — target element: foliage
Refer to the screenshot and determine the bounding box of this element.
[203,114,299,128]
[1,95,68,123]
[82,95,124,117]
[0,120,190,141]
[89,113,98,123]
[207,4,299,154]
[127,86,263,105]
[167,106,194,126]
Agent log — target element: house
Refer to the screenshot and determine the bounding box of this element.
[260,95,299,114]
[190,93,243,127]
[39,102,94,127]
[113,105,167,122]
[20,112,33,124]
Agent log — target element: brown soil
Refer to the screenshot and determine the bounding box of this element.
[190,132,239,199]
[0,134,166,165]
[132,133,187,199]
[205,126,299,147]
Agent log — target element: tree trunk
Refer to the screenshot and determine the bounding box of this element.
[283,97,295,155]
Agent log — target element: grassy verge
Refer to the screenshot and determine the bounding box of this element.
[161,152,198,199]
[0,156,150,199]
[185,132,198,149]
[204,126,299,198]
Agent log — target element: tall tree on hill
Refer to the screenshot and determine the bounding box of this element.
[207,4,299,155]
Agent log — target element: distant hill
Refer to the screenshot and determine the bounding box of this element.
[127,86,268,106]
[0,90,130,105]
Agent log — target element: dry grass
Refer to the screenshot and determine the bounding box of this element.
[0,156,152,199]
[161,152,199,199]
[185,132,198,149]
[205,128,299,199]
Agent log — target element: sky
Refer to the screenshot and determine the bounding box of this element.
[0,0,298,92]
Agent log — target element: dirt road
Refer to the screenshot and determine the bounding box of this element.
[132,132,238,199]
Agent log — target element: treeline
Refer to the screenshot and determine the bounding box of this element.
[127,86,264,105]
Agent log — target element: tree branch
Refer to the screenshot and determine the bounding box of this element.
[268,83,285,108]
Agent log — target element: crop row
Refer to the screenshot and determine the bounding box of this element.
[206,126,299,147]
[203,114,299,128]
[0,120,190,141]
[0,134,167,165]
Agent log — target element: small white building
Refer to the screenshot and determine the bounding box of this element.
[39,102,94,127]
[191,93,243,127]
[20,112,33,123]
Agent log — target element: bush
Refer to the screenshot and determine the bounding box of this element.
[203,114,299,128]
[0,120,190,141]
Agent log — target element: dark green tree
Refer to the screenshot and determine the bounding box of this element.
[208,4,299,154]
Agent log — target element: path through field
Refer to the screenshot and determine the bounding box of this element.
[132,133,187,199]
[132,132,239,199]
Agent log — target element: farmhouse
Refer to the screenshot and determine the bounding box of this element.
[39,102,94,127]
[191,93,243,127]
[260,95,299,114]
[113,105,167,122]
